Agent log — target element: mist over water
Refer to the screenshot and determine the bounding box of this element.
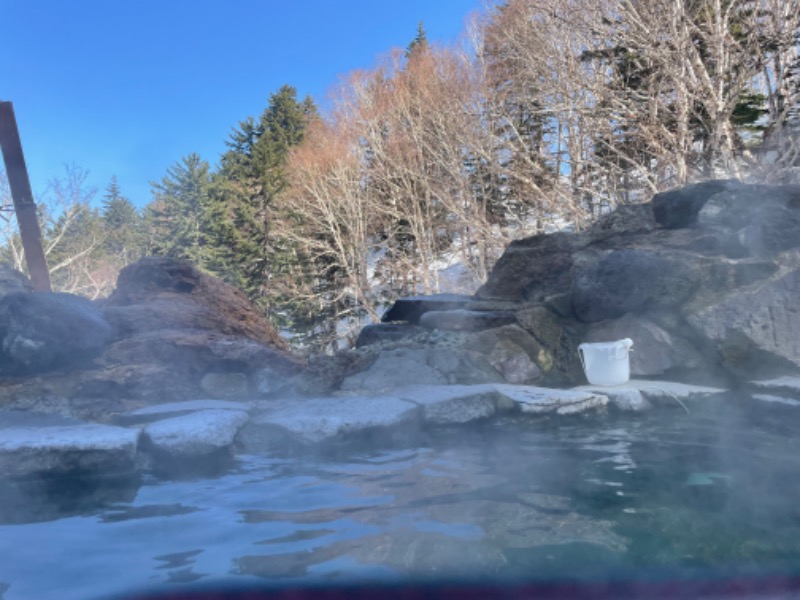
[2,394,800,599]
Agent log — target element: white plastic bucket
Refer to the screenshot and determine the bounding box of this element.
[578,338,634,386]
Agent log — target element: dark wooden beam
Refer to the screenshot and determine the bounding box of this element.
[0,101,52,292]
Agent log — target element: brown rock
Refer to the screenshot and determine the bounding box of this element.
[102,257,291,352]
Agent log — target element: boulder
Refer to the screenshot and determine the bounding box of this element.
[0,292,112,375]
[468,325,546,384]
[571,249,700,323]
[0,257,306,409]
[476,232,575,302]
[142,409,249,459]
[200,372,249,399]
[99,259,305,393]
[102,257,292,352]
[240,395,419,446]
[0,411,139,478]
[346,182,800,388]
[651,179,740,229]
[339,346,504,392]
[390,384,508,424]
[697,184,800,257]
[487,339,542,384]
[687,269,800,374]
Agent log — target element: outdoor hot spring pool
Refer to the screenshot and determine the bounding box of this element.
[3,395,800,599]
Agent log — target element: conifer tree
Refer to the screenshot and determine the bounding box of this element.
[215,85,317,309]
[406,21,429,59]
[148,153,216,269]
[102,176,144,263]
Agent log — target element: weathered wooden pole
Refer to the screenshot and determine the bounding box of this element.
[0,101,52,292]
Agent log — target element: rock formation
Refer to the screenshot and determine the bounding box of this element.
[0,257,304,418]
[345,181,800,389]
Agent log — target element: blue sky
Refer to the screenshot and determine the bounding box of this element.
[1,0,482,207]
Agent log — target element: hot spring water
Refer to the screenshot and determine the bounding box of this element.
[2,395,800,599]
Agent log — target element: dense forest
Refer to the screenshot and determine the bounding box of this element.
[2,0,800,351]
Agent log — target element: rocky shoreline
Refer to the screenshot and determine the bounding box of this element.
[2,180,800,485]
[0,379,741,482]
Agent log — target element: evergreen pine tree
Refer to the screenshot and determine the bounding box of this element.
[101,176,144,263]
[149,153,217,270]
[405,21,429,59]
[215,85,317,308]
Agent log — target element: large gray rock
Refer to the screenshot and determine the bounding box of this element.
[651,179,740,229]
[697,184,800,257]
[339,346,503,391]
[0,292,112,375]
[241,395,419,446]
[476,232,575,302]
[687,269,800,373]
[571,249,700,323]
[200,372,249,399]
[0,411,139,478]
[390,384,509,424]
[142,409,249,458]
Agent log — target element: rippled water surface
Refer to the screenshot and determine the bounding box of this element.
[3,396,800,599]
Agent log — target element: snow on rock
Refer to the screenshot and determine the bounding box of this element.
[142,409,249,458]
[492,385,608,415]
[0,411,139,478]
[241,395,420,446]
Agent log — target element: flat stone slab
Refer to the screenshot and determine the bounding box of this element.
[750,376,800,399]
[492,385,608,415]
[142,409,250,458]
[389,384,508,424]
[242,395,419,445]
[0,411,139,478]
[576,380,725,410]
[115,399,253,426]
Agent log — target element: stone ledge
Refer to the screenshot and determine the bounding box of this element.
[240,395,420,446]
[0,411,139,478]
[576,380,726,411]
[142,409,250,458]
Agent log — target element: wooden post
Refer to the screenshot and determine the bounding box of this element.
[0,101,52,292]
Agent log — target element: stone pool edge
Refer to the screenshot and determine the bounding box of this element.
[0,380,734,481]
